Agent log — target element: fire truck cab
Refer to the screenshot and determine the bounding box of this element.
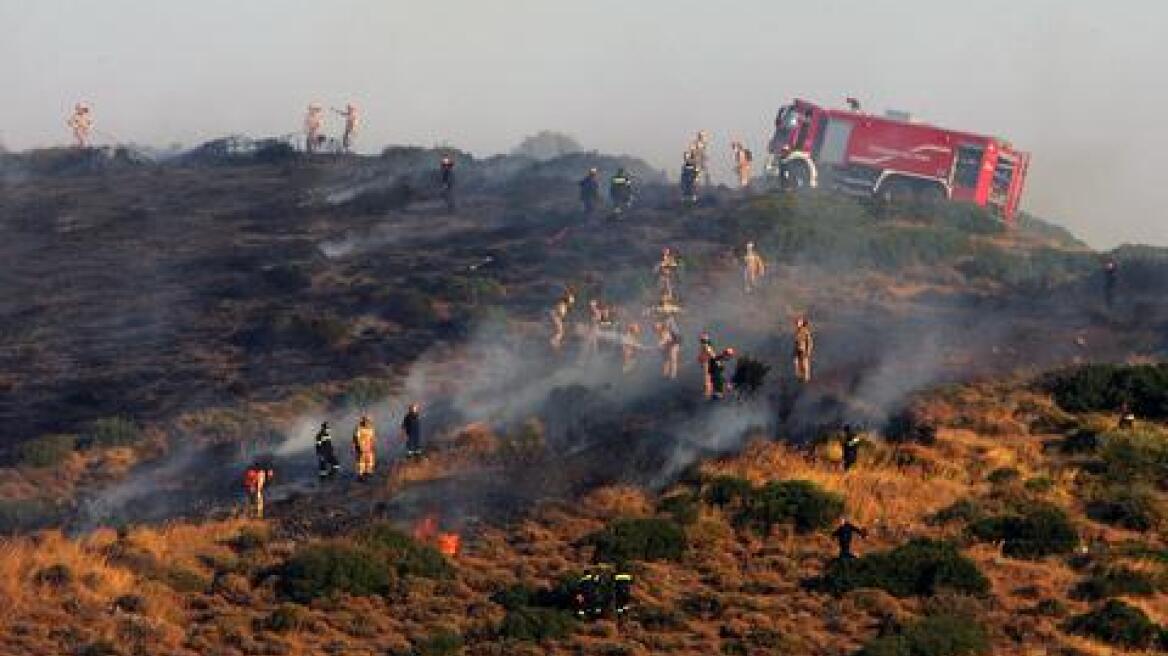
[767,98,1030,223]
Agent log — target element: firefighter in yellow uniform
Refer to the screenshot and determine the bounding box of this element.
[67,103,94,148]
[731,141,753,189]
[334,103,359,152]
[549,287,575,352]
[793,316,814,383]
[655,322,680,380]
[698,333,716,399]
[353,415,377,479]
[305,103,325,153]
[742,242,766,294]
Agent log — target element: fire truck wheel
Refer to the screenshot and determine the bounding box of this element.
[878,178,914,204]
[787,161,811,190]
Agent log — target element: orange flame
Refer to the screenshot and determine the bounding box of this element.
[437,532,461,557]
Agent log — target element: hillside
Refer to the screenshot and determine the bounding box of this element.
[0,144,1166,655]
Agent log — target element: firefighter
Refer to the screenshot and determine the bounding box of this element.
[401,403,422,458]
[793,316,814,383]
[315,421,341,479]
[1102,257,1118,308]
[680,151,700,204]
[691,130,711,186]
[832,516,868,560]
[549,287,575,352]
[1117,402,1136,430]
[304,103,325,153]
[580,299,604,361]
[352,415,376,480]
[708,347,736,400]
[439,154,456,210]
[655,247,680,299]
[243,461,273,519]
[841,424,862,472]
[333,103,359,152]
[731,141,753,189]
[67,103,93,148]
[622,323,642,373]
[655,322,680,380]
[698,333,716,399]
[579,168,601,215]
[742,241,766,294]
[610,167,633,214]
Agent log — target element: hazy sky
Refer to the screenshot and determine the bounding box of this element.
[2,0,1164,247]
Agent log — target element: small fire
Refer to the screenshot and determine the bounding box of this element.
[412,514,460,557]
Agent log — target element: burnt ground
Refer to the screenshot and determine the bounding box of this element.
[2,144,1167,531]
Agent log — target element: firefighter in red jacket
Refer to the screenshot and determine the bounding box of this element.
[243,462,274,519]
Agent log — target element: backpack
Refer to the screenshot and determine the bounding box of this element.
[743,149,753,162]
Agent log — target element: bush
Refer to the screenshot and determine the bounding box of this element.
[497,606,575,642]
[730,357,770,397]
[88,416,142,448]
[736,480,844,534]
[78,640,120,656]
[231,527,269,552]
[986,467,1020,485]
[929,500,983,526]
[358,523,453,580]
[0,497,64,533]
[658,493,699,525]
[1043,364,1168,420]
[1023,476,1054,493]
[818,539,990,598]
[702,475,754,508]
[16,434,76,468]
[584,518,686,564]
[967,503,1079,559]
[1086,484,1164,531]
[1098,429,1168,487]
[858,613,991,656]
[883,407,938,445]
[414,629,464,655]
[1071,567,1158,600]
[33,564,73,587]
[1060,428,1101,454]
[266,603,310,632]
[1065,600,1165,650]
[278,543,392,602]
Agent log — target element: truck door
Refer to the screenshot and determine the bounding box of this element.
[817,118,853,165]
[952,144,984,202]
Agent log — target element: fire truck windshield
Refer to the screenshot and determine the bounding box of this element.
[773,106,799,147]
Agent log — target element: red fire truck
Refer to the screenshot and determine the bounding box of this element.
[766,98,1030,223]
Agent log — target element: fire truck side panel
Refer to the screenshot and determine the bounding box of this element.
[841,115,956,185]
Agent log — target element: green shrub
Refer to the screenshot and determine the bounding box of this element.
[357,523,453,580]
[16,434,76,468]
[231,527,269,552]
[33,564,73,587]
[702,475,754,508]
[678,592,724,618]
[818,539,990,598]
[497,606,575,642]
[1065,599,1165,650]
[658,493,700,525]
[1023,476,1054,493]
[883,408,938,445]
[1060,428,1101,454]
[414,629,464,655]
[858,613,991,656]
[986,467,1020,485]
[583,517,686,564]
[1086,484,1164,531]
[163,567,208,593]
[736,480,844,534]
[89,416,142,448]
[1098,429,1168,487]
[278,543,392,602]
[929,500,983,526]
[266,603,310,632]
[1071,567,1158,600]
[967,503,1079,559]
[0,497,63,533]
[1043,364,1168,420]
[78,640,120,656]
